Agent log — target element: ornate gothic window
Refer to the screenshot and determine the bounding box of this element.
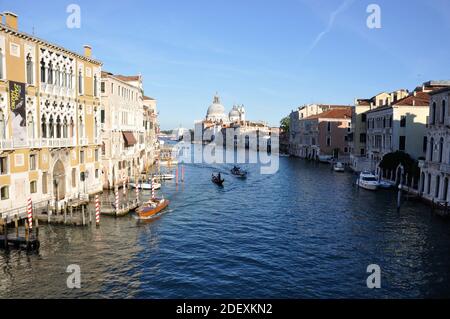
[40,59,46,83]
[26,54,34,85]
[78,71,83,94]
[56,116,61,138]
[48,61,54,84]
[79,116,84,138]
[27,111,35,139]
[41,114,47,138]
[70,117,74,138]
[49,115,54,138]
[63,117,68,138]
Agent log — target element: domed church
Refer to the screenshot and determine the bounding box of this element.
[205,93,246,124]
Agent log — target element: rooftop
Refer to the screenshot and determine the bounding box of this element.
[305,107,352,120]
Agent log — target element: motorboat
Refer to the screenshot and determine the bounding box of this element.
[136,198,170,219]
[333,162,345,172]
[230,166,247,178]
[378,180,395,189]
[153,173,176,181]
[318,155,333,163]
[356,172,379,191]
[212,173,224,186]
[129,180,161,190]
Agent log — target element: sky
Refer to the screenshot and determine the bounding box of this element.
[3,0,450,130]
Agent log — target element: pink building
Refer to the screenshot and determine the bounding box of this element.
[302,108,353,160]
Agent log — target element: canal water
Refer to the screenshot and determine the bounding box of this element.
[1,154,450,298]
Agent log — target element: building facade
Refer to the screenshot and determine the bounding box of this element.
[100,72,147,189]
[143,95,159,170]
[0,12,103,215]
[289,104,351,158]
[419,87,450,203]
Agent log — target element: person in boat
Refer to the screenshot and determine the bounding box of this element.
[218,173,222,181]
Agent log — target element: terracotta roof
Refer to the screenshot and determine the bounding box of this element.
[115,75,141,82]
[355,99,371,106]
[305,107,352,120]
[143,95,155,101]
[394,91,430,106]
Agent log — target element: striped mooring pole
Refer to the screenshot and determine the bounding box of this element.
[115,187,120,215]
[151,179,155,199]
[123,179,127,195]
[95,194,100,226]
[135,181,140,202]
[27,197,33,231]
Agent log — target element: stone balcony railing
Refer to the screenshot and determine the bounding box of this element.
[0,138,77,150]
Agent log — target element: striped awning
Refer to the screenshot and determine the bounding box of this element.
[122,132,137,147]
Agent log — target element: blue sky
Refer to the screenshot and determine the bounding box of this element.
[3,0,450,129]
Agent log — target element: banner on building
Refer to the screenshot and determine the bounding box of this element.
[9,81,27,145]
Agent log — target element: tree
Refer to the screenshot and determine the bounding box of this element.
[379,151,420,184]
[280,116,290,133]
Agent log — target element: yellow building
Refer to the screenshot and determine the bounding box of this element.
[0,12,103,216]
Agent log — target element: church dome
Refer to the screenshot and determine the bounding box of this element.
[206,94,226,121]
[229,108,240,118]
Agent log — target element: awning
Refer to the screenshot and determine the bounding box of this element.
[122,132,137,147]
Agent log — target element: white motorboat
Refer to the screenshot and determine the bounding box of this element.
[356,172,379,191]
[318,155,333,163]
[333,162,345,172]
[378,180,395,189]
[154,174,176,181]
[129,181,161,190]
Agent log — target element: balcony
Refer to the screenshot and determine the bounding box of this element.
[1,137,78,150]
[79,138,88,146]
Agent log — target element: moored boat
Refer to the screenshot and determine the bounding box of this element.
[154,173,176,181]
[333,162,345,172]
[130,181,161,190]
[356,172,379,191]
[136,198,170,219]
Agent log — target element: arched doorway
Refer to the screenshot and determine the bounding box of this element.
[443,177,449,202]
[53,160,66,201]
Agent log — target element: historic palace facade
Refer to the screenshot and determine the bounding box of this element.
[0,13,103,215]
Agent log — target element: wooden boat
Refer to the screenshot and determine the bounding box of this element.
[136,198,170,219]
[212,174,224,186]
[231,166,247,178]
[154,173,176,181]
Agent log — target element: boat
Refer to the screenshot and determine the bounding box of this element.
[318,155,333,163]
[129,181,161,190]
[230,166,247,178]
[378,180,395,189]
[136,198,170,219]
[333,162,345,172]
[356,172,379,191]
[154,173,176,181]
[159,160,179,167]
[212,173,224,186]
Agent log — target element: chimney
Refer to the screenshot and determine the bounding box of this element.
[84,45,92,58]
[4,12,18,30]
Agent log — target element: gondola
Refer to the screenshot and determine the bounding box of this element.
[212,174,225,186]
[230,166,247,178]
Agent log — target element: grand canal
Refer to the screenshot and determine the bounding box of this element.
[1,153,450,298]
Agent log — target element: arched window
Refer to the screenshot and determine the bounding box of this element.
[27,111,35,139]
[49,116,54,138]
[0,110,5,140]
[0,48,4,79]
[40,59,46,83]
[79,116,84,138]
[62,70,67,87]
[55,64,60,86]
[26,54,34,85]
[48,61,54,84]
[63,117,68,138]
[41,114,47,138]
[69,68,73,89]
[94,75,98,97]
[78,71,83,94]
[429,137,434,162]
[443,100,447,121]
[69,117,74,138]
[56,116,61,138]
[432,102,436,125]
[436,175,441,198]
[439,137,444,163]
